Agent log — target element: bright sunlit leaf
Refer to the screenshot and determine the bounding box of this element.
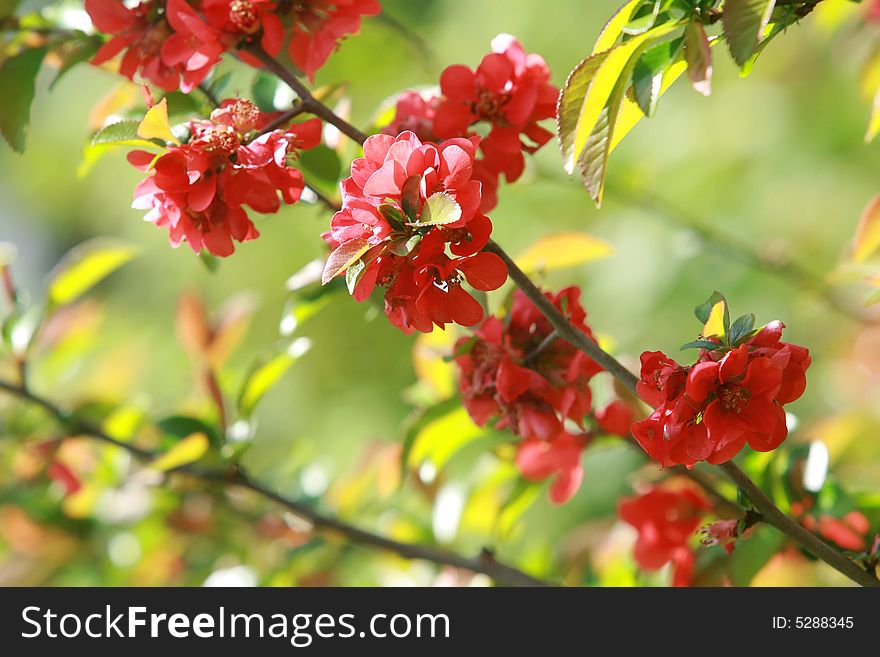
[47,238,139,307]
[149,432,210,472]
[137,97,178,145]
[515,232,613,274]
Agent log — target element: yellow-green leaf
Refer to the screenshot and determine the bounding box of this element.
[408,406,484,471]
[47,238,139,306]
[702,300,728,339]
[569,24,680,175]
[852,193,880,263]
[515,232,613,274]
[321,238,371,284]
[867,87,880,144]
[610,56,687,152]
[592,0,644,54]
[237,339,310,418]
[137,97,178,145]
[149,433,209,472]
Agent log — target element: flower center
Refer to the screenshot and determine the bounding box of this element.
[474,89,510,124]
[719,384,749,412]
[229,0,260,33]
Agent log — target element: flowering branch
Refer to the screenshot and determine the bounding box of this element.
[252,49,879,587]
[0,379,549,587]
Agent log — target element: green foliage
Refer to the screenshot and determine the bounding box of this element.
[0,46,46,152]
[729,525,784,585]
[722,0,776,67]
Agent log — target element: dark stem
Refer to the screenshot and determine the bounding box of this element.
[719,461,879,587]
[248,46,370,146]
[0,379,547,587]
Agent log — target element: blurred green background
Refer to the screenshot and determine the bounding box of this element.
[1,0,879,586]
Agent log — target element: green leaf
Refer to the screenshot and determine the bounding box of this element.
[564,23,680,178]
[378,203,406,231]
[345,258,367,295]
[684,20,712,96]
[409,192,462,226]
[729,313,756,344]
[237,341,309,419]
[203,71,232,99]
[149,433,210,472]
[279,294,335,336]
[866,286,880,308]
[47,238,139,307]
[401,175,421,221]
[680,339,723,351]
[0,46,46,152]
[729,525,784,585]
[321,238,371,285]
[694,290,727,324]
[91,120,159,149]
[722,0,776,68]
[623,1,662,36]
[557,50,611,169]
[252,71,279,111]
[157,415,223,449]
[399,397,469,482]
[609,50,689,153]
[298,145,342,190]
[632,38,681,117]
[572,25,682,206]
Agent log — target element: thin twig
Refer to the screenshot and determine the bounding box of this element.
[0,379,547,587]
[248,46,369,146]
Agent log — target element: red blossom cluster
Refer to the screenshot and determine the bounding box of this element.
[322,131,508,333]
[86,0,379,92]
[790,497,876,553]
[618,484,710,586]
[632,321,811,468]
[384,34,558,211]
[453,287,634,503]
[131,99,321,256]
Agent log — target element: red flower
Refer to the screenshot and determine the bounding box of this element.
[806,512,871,552]
[434,34,557,184]
[323,130,508,333]
[699,518,740,555]
[595,400,635,438]
[455,287,602,441]
[288,0,381,80]
[516,433,586,504]
[632,322,810,467]
[618,485,710,586]
[86,0,225,92]
[385,35,557,212]
[452,286,604,503]
[131,99,321,256]
[383,91,439,143]
[202,0,285,57]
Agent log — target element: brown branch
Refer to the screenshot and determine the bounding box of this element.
[247,46,369,146]
[0,379,548,587]
[719,461,878,587]
[224,59,875,584]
